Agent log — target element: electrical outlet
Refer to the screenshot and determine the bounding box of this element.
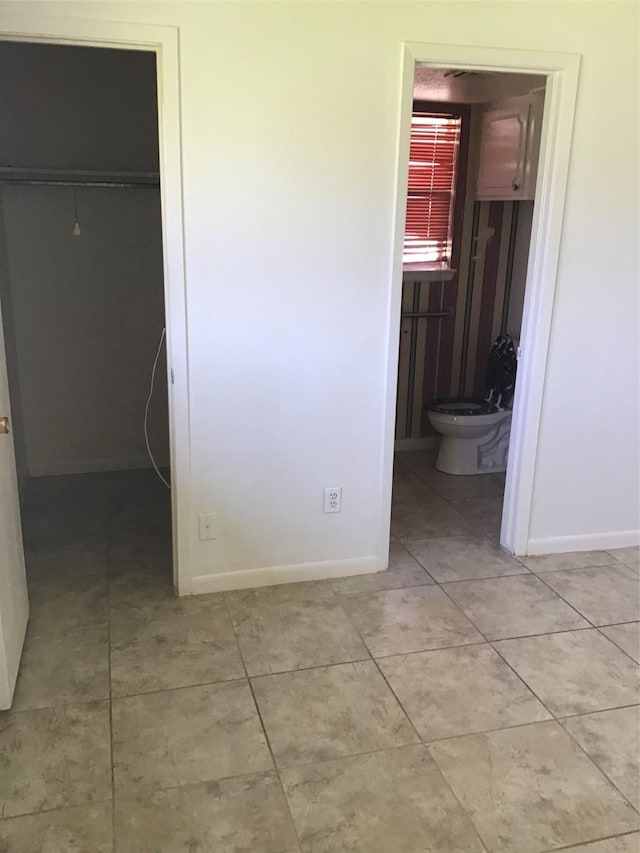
[324,487,342,513]
[198,512,217,540]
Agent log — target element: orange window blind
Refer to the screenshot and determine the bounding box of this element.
[404,112,461,265]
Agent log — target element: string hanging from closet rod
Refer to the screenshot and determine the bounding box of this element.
[72,188,81,237]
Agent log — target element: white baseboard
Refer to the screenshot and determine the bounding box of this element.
[27,455,169,477]
[526,529,640,556]
[394,438,438,452]
[191,554,381,595]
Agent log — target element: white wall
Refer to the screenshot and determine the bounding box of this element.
[0,1,638,586]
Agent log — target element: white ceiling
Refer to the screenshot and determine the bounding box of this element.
[413,66,546,104]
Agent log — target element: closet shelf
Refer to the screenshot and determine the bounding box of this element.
[0,166,160,188]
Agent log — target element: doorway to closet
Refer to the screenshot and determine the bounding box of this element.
[0,41,174,699]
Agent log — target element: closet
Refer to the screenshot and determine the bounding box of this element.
[0,42,168,486]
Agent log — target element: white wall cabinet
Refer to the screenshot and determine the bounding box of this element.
[476,92,544,201]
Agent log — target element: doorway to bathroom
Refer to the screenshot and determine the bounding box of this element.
[384,43,580,569]
[391,65,543,561]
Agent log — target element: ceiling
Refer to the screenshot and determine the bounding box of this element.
[413,66,546,104]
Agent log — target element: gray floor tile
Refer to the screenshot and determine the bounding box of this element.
[607,546,640,565]
[281,745,484,853]
[115,772,300,853]
[541,563,640,626]
[13,625,109,711]
[405,534,526,582]
[106,487,171,539]
[0,802,113,852]
[418,469,504,500]
[0,701,111,818]
[395,449,438,477]
[448,497,504,541]
[110,607,245,696]
[340,586,482,656]
[225,580,335,609]
[330,540,434,594]
[112,680,272,793]
[520,550,618,573]
[494,630,640,716]
[23,472,108,506]
[12,468,639,853]
[442,574,589,639]
[378,644,550,741]
[390,499,474,540]
[27,575,108,634]
[391,469,441,504]
[429,721,639,853]
[562,706,640,810]
[600,623,640,663]
[24,539,107,583]
[22,505,106,550]
[107,564,172,606]
[108,574,220,624]
[229,597,369,676]
[106,533,172,578]
[557,834,640,852]
[251,661,418,767]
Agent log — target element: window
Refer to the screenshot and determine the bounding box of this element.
[404,111,462,266]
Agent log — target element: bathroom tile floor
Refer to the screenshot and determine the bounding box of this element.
[1,454,638,852]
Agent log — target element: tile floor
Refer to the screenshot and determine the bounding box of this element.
[0,454,638,852]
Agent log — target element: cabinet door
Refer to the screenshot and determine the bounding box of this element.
[477,102,530,200]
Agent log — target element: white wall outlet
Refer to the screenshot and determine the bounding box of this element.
[324,487,342,513]
[198,512,217,540]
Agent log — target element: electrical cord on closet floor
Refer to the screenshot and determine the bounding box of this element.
[144,326,171,490]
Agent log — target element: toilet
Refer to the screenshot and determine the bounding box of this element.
[426,334,517,475]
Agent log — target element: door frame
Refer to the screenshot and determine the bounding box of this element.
[0,15,191,593]
[383,43,580,556]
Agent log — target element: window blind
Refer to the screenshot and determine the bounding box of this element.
[404,112,461,265]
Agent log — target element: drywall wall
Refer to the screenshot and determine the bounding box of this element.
[0,1,637,584]
[1,185,169,475]
[0,41,158,172]
[0,42,168,477]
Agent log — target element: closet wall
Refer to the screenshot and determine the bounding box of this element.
[0,42,169,476]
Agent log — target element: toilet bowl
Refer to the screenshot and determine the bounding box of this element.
[426,335,516,476]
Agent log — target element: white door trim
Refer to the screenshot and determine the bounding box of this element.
[0,15,192,592]
[382,42,580,558]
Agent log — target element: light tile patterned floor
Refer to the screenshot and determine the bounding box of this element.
[0,455,638,852]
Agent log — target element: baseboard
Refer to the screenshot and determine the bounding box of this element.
[191,554,381,595]
[394,437,438,452]
[27,455,169,477]
[526,530,640,556]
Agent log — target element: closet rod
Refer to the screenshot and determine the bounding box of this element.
[0,178,159,189]
[0,167,160,189]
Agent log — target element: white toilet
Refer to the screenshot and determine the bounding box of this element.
[426,335,517,476]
